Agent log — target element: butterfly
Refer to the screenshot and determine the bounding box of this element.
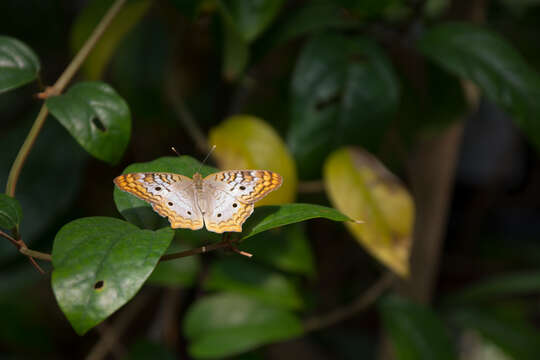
[114,170,282,233]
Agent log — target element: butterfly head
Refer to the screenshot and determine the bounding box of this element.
[193,172,203,189]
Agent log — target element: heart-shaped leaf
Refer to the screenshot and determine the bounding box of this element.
[204,257,303,309]
[241,203,351,240]
[71,0,152,79]
[418,22,540,152]
[379,296,456,360]
[209,115,298,205]
[0,194,22,229]
[51,217,173,335]
[183,293,303,358]
[0,36,40,93]
[289,33,399,179]
[46,81,131,164]
[324,147,414,277]
[114,156,218,230]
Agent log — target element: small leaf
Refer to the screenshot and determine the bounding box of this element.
[46,81,131,164]
[209,115,298,205]
[240,224,315,276]
[219,0,285,42]
[289,33,399,178]
[379,296,456,360]
[418,22,540,152]
[450,307,540,360]
[443,271,540,305]
[114,156,217,229]
[148,240,201,287]
[204,257,303,309]
[221,17,250,81]
[241,203,351,240]
[0,194,22,229]
[184,293,303,358]
[0,36,40,93]
[71,0,152,79]
[324,147,414,277]
[51,217,173,335]
[267,1,357,47]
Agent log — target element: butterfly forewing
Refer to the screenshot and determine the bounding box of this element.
[203,170,282,203]
[114,172,204,230]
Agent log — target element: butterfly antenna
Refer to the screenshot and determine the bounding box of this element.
[197,145,216,173]
[172,146,198,175]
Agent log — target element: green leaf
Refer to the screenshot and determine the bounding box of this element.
[240,224,315,276]
[184,293,303,358]
[267,1,357,47]
[443,271,540,305]
[418,22,540,151]
[221,15,250,81]
[148,240,201,287]
[0,36,40,93]
[204,257,303,309]
[113,156,217,230]
[450,307,540,360]
[289,33,400,178]
[220,0,285,42]
[70,0,152,79]
[46,81,131,164]
[241,203,351,240]
[51,217,173,335]
[379,296,456,360]
[0,194,22,229]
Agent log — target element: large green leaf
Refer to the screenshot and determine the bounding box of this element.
[443,271,540,305]
[183,293,303,358]
[418,22,540,151]
[288,33,399,178]
[51,217,173,335]
[240,203,351,240]
[379,296,456,360]
[113,156,217,230]
[240,224,315,276]
[220,0,284,42]
[70,0,152,79]
[46,81,131,164]
[0,194,22,229]
[204,257,303,309]
[0,36,40,93]
[450,307,540,360]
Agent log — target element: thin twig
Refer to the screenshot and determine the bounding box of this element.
[4,0,127,273]
[303,272,395,333]
[0,229,18,247]
[19,247,52,262]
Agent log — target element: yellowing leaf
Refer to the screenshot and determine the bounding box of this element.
[71,0,152,80]
[324,147,414,277]
[209,115,297,205]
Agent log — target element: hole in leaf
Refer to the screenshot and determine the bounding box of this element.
[233,203,237,208]
[187,211,192,215]
[94,280,104,290]
[168,202,173,206]
[155,187,161,191]
[217,213,222,217]
[239,186,246,190]
[91,117,107,132]
[316,92,342,110]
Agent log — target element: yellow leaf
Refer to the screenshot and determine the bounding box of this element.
[323,147,414,277]
[209,115,297,205]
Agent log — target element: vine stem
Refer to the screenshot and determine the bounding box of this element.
[303,272,395,333]
[4,0,127,272]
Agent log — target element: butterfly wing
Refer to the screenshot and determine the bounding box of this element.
[200,170,282,233]
[114,172,204,230]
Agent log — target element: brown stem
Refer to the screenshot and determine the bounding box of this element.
[4,0,127,273]
[303,272,395,333]
[0,229,18,247]
[19,247,52,262]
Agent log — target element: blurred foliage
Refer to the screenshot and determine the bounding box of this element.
[2,0,540,359]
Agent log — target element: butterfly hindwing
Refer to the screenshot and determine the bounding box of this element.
[114,172,204,230]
